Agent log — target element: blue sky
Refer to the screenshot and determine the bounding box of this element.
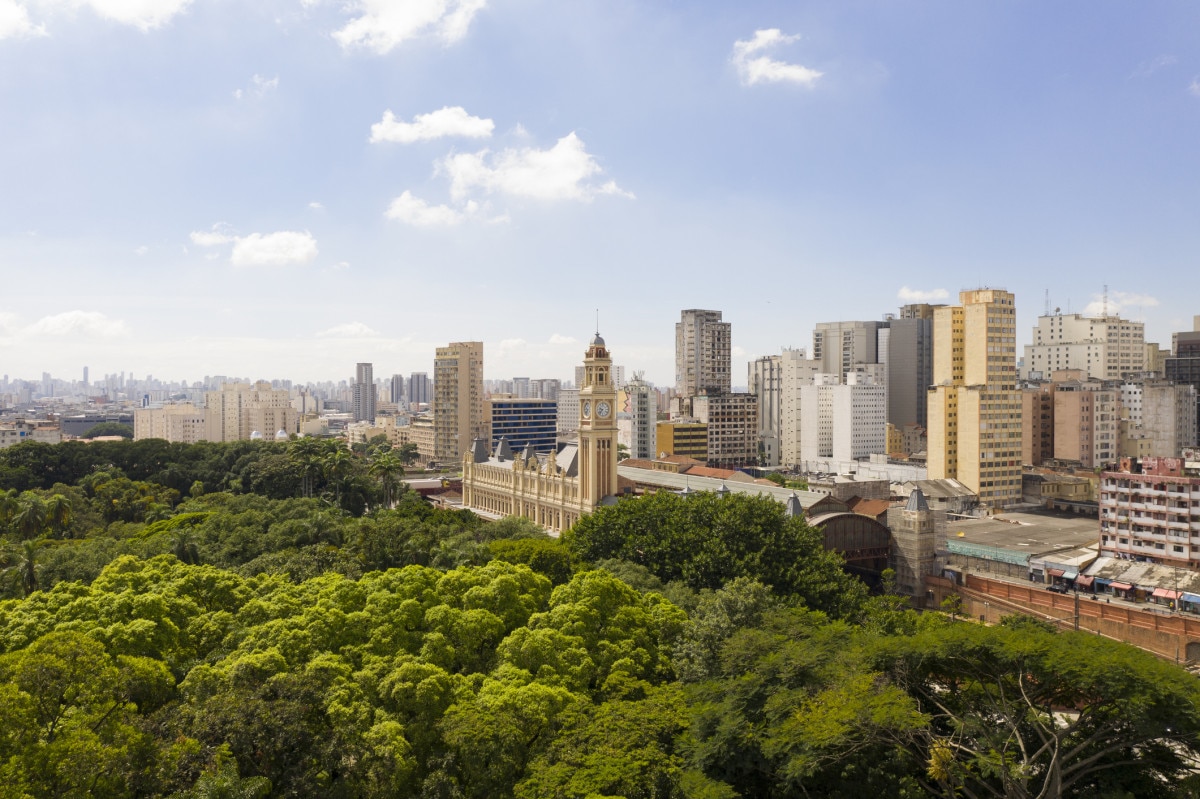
[2,1,1199,387]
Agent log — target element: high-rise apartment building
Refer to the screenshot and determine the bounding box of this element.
[749,355,783,467]
[675,309,731,396]
[352,362,376,423]
[557,388,580,435]
[204,381,297,442]
[627,373,656,460]
[408,372,431,407]
[1022,313,1146,381]
[390,374,406,406]
[927,289,1022,508]
[780,348,821,468]
[134,403,208,443]
[433,342,486,463]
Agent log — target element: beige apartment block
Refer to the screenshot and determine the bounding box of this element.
[134,403,209,443]
[780,348,821,468]
[1022,313,1145,381]
[1100,460,1200,568]
[205,381,296,442]
[1022,384,1055,466]
[1051,373,1119,468]
[434,341,486,464]
[928,289,1022,508]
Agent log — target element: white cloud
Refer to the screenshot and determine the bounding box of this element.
[190,225,318,267]
[548,333,578,345]
[134,245,148,255]
[440,132,632,201]
[331,260,349,271]
[230,231,318,267]
[333,0,486,54]
[897,286,950,303]
[732,28,823,87]
[0,311,18,335]
[496,338,527,353]
[0,0,45,39]
[189,225,234,247]
[308,201,324,210]
[318,322,380,338]
[72,0,193,32]
[1130,54,1176,79]
[370,106,494,144]
[24,310,128,338]
[234,73,278,100]
[1190,77,1200,97]
[1084,291,1160,317]
[385,190,472,226]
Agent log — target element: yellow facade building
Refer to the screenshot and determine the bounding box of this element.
[462,333,620,534]
[434,341,486,464]
[655,420,707,461]
[928,289,1022,508]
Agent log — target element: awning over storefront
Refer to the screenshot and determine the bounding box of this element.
[1075,575,1094,588]
[1094,577,1112,586]
[1152,588,1181,600]
[1062,570,1079,581]
[1109,582,1133,591]
[1182,592,1200,605]
[1048,568,1065,577]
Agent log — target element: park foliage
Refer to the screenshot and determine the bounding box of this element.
[2,437,1200,798]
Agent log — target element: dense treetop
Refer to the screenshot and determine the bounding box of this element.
[1,437,1199,798]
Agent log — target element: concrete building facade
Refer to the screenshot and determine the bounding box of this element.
[675,309,731,397]
[1100,458,1200,568]
[1022,313,1146,381]
[927,289,1022,508]
[626,373,656,460]
[749,354,782,467]
[204,382,296,442]
[798,372,887,464]
[780,348,821,468]
[691,392,758,468]
[352,362,376,423]
[134,403,208,443]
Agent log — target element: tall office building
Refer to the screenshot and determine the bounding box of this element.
[675,309,731,397]
[749,355,783,467]
[885,308,936,428]
[1022,312,1146,381]
[627,372,656,460]
[390,374,406,406]
[927,289,1022,508]
[409,372,431,407]
[1166,318,1200,443]
[488,396,558,454]
[352,363,376,422]
[433,341,486,463]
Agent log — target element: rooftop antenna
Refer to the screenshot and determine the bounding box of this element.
[1102,284,1109,318]
[1044,289,1050,317]
[595,308,600,336]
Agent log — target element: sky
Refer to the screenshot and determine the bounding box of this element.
[2,1,1200,388]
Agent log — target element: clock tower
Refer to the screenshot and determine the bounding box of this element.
[578,331,619,507]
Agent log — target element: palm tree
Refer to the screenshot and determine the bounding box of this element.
[369,451,404,509]
[1,540,42,597]
[171,528,201,565]
[323,447,356,506]
[12,494,47,540]
[0,489,18,533]
[289,437,326,498]
[44,494,73,538]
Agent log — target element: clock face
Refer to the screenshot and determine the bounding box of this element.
[581,400,591,418]
[596,401,611,418]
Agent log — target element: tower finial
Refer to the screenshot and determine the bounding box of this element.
[595,308,600,336]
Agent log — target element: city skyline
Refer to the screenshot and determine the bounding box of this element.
[3,2,1200,383]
